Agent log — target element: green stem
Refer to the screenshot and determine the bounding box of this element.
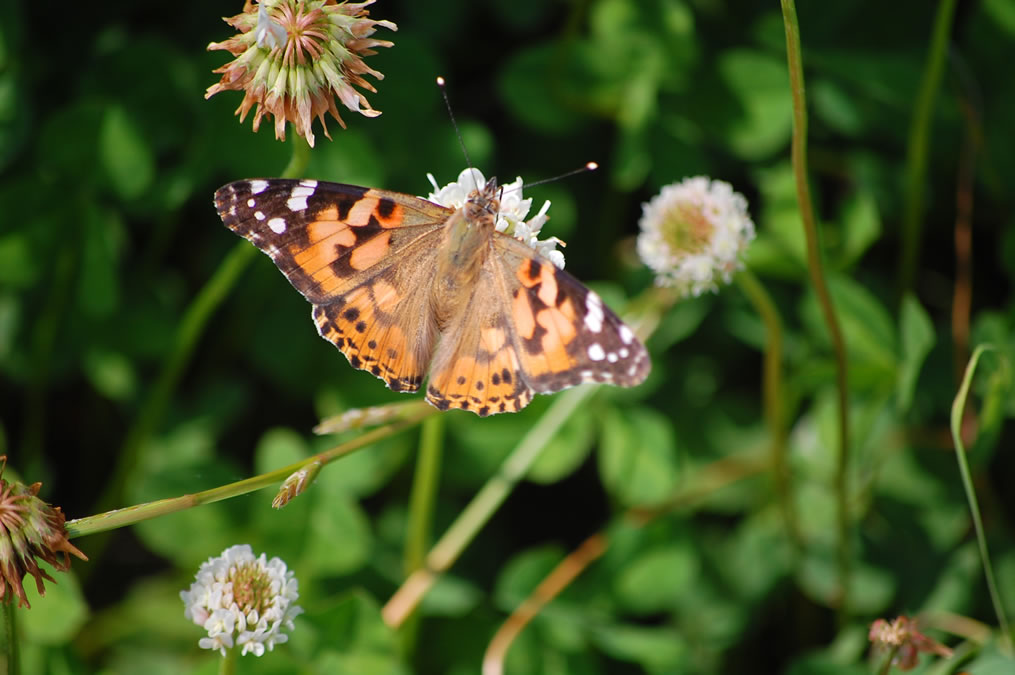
[898,0,958,298]
[950,345,1012,653]
[405,415,445,575]
[780,0,851,616]
[735,269,798,549]
[400,414,445,650]
[382,384,596,628]
[94,136,312,517]
[67,404,433,539]
[876,645,900,675]
[3,599,19,675]
[219,646,237,675]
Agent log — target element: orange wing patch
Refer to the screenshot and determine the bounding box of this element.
[313,278,429,393]
[426,340,533,416]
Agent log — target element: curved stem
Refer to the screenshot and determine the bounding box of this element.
[400,413,446,651]
[950,345,1012,653]
[93,136,312,517]
[382,383,597,629]
[483,534,608,675]
[898,0,958,297]
[735,269,798,549]
[67,403,433,539]
[780,0,851,615]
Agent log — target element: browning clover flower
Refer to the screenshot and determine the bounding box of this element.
[181,544,303,656]
[206,0,397,147]
[0,457,87,609]
[637,176,755,297]
[426,168,565,269]
[869,616,953,671]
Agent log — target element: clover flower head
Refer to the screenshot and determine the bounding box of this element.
[425,168,565,269]
[206,0,397,147]
[181,544,303,657]
[0,457,87,609]
[637,176,755,297]
[868,616,953,671]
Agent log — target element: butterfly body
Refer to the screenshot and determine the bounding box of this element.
[215,177,649,416]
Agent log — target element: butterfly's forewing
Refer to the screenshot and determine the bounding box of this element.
[215,179,451,392]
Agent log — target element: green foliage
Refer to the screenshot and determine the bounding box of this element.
[2,0,1015,674]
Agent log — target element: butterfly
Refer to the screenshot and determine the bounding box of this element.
[214,174,650,416]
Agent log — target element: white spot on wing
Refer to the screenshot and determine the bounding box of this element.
[268,217,287,233]
[254,211,265,221]
[300,179,318,188]
[619,348,630,358]
[619,324,635,344]
[588,343,605,361]
[607,352,618,363]
[249,179,269,194]
[287,185,315,212]
[584,292,604,333]
[247,198,256,207]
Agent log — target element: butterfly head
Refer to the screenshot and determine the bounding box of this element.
[463,177,501,229]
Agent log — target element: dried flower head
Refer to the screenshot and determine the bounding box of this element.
[206,0,397,147]
[0,457,87,609]
[181,544,303,656]
[272,461,321,509]
[426,168,565,269]
[637,176,755,297]
[869,616,953,671]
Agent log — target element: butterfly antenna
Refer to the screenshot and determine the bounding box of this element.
[521,162,599,190]
[436,76,478,191]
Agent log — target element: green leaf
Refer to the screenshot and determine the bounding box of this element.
[420,574,483,617]
[896,294,935,412]
[312,590,400,657]
[20,564,89,644]
[77,206,123,317]
[800,274,898,382]
[598,406,680,506]
[716,50,793,160]
[304,491,372,575]
[838,191,881,268]
[83,348,136,401]
[589,622,688,671]
[0,233,39,288]
[528,404,596,484]
[253,427,309,475]
[494,546,564,609]
[100,105,155,200]
[613,544,698,613]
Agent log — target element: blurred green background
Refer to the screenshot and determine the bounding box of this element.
[2,0,1015,673]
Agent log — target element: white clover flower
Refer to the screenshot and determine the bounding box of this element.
[637,176,755,297]
[424,168,566,269]
[181,544,303,657]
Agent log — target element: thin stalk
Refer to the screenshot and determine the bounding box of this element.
[3,598,19,675]
[483,534,608,675]
[735,269,798,549]
[67,404,433,539]
[219,647,237,675]
[94,136,311,517]
[950,345,1012,653]
[483,445,769,674]
[382,383,596,628]
[780,0,851,615]
[400,414,446,651]
[898,0,959,297]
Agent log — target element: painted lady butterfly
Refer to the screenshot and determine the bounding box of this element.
[215,176,650,416]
